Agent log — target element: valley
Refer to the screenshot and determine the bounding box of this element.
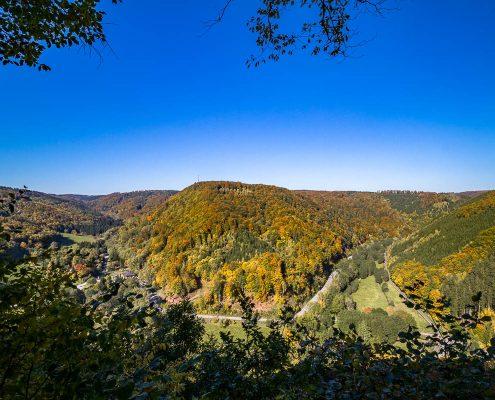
[1,182,494,398]
[2,182,493,323]
[2,1,493,397]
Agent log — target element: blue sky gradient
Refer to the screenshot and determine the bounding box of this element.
[1,0,494,194]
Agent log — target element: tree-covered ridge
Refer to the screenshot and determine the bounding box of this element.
[84,190,178,220]
[56,190,178,220]
[295,190,405,245]
[379,190,465,220]
[0,187,115,233]
[114,182,344,310]
[390,191,495,321]
[0,188,116,255]
[391,191,495,266]
[115,183,463,311]
[0,187,178,258]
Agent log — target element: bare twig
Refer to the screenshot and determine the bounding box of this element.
[204,0,236,30]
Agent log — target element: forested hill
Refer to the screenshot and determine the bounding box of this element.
[295,191,404,245]
[114,182,341,309]
[68,190,178,220]
[295,190,471,240]
[390,190,495,316]
[0,187,115,236]
[0,188,176,259]
[3,183,488,313]
[113,182,411,311]
[374,191,484,231]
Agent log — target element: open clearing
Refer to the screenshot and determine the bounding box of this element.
[352,276,390,310]
[352,276,431,332]
[60,232,97,244]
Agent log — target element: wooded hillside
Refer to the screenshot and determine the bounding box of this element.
[296,191,405,245]
[113,183,436,311]
[114,182,344,310]
[58,190,178,220]
[0,188,116,255]
[85,190,177,220]
[390,191,495,317]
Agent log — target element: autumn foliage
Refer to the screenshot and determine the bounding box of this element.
[112,183,469,311]
[117,182,343,308]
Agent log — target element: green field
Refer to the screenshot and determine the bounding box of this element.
[352,276,390,310]
[60,232,97,244]
[352,275,431,332]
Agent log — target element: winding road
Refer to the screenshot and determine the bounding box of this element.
[384,248,438,332]
[196,269,339,323]
[196,314,269,323]
[198,247,436,330]
[294,270,338,318]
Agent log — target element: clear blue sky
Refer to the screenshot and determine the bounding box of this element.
[1,0,494,194]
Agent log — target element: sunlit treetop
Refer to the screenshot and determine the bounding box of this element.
[0,0,121,71]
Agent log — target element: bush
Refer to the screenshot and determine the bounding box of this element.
[374,268,389,284]
[329,293,346,314]
[344,279,359,295]
[335,309,363,334]
[345,296,357,310]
